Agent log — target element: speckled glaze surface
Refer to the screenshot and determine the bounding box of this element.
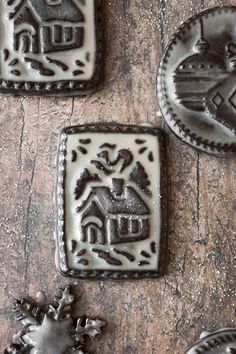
[1,0,236,353]
[158,6,236,156]
[55,123,167,279]
[0,0,103,96]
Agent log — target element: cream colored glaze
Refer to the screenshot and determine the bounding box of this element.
[63,132,162,272]
[0,0,96,82]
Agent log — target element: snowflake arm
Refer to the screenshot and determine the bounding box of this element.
[75,318,106,343]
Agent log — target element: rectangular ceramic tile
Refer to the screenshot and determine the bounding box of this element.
[55,123,167,279]
[0,0,102,96]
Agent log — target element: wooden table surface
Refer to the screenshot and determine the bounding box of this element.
[0,1,236,353]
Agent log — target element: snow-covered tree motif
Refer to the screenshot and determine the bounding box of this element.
[4,286,106,354]
[74,145,151,200]
[129,161,152,197]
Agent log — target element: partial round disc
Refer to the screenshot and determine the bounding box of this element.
[185,328,236,353]
[157,6,236,156]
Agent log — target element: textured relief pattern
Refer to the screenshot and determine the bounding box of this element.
[185,328,236,354]
[55,124,166,279]
[0,0,102,95]
[158,6,236,155]
[4,286,106,354]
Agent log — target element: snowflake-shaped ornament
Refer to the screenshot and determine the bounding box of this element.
[5,286,106,354]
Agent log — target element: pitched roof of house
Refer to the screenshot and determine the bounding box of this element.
[79,186,150,216]
[14,0,85,22]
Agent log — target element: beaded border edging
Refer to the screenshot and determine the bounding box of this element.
[55,123,168,280]
[157,6,236,155]
[0,0,103,97]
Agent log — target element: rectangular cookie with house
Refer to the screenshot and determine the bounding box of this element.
[0,0,103,96]
[55,123,167,279]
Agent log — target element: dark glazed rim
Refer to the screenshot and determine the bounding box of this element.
[0,0,103,97]
[157,6,236,156]
[185,328,236,353]
[55,122,168,280]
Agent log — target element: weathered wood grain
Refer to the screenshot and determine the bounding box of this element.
[0,1,236,353]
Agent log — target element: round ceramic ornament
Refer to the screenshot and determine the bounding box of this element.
[157,6,236,156]
[185,328,236,354]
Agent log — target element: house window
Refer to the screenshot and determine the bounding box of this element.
[52,25,74,44]
[53,25,63,43]
[119,217,128,234]
[130,219,139,234]
[65,27,74,42]
[119,217,140,235]
[45,0,62,5]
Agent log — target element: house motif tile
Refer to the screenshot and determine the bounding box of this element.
[0,0,103,96]
[157,6,236,156]
[55,123,167,280]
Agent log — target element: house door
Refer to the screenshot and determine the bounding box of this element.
[84,224,105,244]
[14,26,37,53]
[1,2,235,354]
[18,31,33,53]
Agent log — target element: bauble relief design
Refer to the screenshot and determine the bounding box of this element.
[158,6,236,155]
[174,18,236,133]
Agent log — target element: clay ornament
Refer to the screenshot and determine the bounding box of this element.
[185,328,236,353]
[55,123,167,280]
[0,0,103,96]
[4,286,106,354]
[158,6,236,156]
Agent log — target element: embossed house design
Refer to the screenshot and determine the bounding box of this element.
[12,0,85,53]
[77,178,150,245]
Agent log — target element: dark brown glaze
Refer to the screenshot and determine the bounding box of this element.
[185,328,236,354]
[157,6,236,156]
[0,0,103,97]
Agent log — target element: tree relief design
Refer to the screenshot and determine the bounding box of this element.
[55,124,165,278]
[158,7,236,155]
[0,0,101,88]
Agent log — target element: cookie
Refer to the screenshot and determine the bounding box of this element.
[0,0,103,96]
[157,6,236,156]
[55,123,167,279]
[4,286,105,354]
[185,328,236,354]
